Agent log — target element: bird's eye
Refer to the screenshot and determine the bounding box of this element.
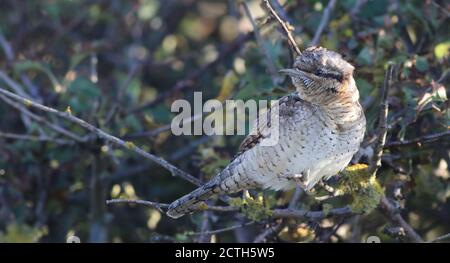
[314,68,343,82]
[314,69,325,76]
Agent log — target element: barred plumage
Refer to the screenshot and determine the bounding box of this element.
[166,46,366,219]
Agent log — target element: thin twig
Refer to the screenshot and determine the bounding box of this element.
[262,0,301,56]
[0,32,42,101]
[431,0,450,17]
[106,199,168,213]
[0,71,31,98]
[0,71,38,129]
[253,187,303,243]
[103,63,139,125]
[197,211,211,242]
[106,198,237,214]
[367,64,424,243]
[385,131,450,148]
[0,94,85,142]
[0,33,14,63]
[0,131,72,144]
[271,206,353,220]
[269,0,293,24]
[253,221,284,243]
[0,86,202,186]
[379,196,423,243]
[310,0,338,46]
[369,63,394,175]
[289,187,303,208]
[427,232,450,243]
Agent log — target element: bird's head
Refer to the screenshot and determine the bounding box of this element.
[280,46,358,105]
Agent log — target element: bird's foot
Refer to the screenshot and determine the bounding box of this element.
[286,173,312,193]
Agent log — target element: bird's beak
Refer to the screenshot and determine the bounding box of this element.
[279,68,304,78]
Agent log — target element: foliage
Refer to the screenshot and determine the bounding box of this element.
[229,194,273,221]
[0,0,448,243]
[336,164,383,214]
[0,223,47,243]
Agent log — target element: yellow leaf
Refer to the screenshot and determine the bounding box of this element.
[216,71,238,102]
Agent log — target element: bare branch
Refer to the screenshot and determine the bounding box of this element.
[253,187,303,243]
[271,206,353,220]
[0,33,14,63]
[427,232,450,243]
[431,0,450,17]
[261,0,302,56]
[366,64,424,243]
[106,199,168,213]
[0,131,72,144]
[311,0,338,46]
[385,131,450,148]
[103,63,139,125]
[197,211,211,242]
[0,32,43,101]
[0,71,31,99]
[0,86,202,186]
[379,196,423,243]
[268,0,293,24]
[106,198,237,214]
[369,63,394,175]
[253,221,285,243]
[0,94,85,142]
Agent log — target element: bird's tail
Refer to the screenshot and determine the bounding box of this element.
[166,180,221,219]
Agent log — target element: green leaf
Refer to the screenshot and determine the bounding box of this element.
[415,56,428,72]
[0,223,47,243]
[356,47,373,66]
[67,77,100,113]
[13,60,61,91]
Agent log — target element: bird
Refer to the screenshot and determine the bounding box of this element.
[166,46,366,219]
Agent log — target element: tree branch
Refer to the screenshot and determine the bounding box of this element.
[105,199,169,213]
[0,33,14,63]
[311,0,338,46]
[106,197,352,226]
[106,198,238,214]
[379,196,423,243]
[367,64,424,243]
[427,232,450,243]
[0,86,202,186]
[0,94,85,142]
[385,131,450,148]
[369,63,394,175]
[0,131,72,144]
[271,206,353,220]
[262,0,302,56]
[253,221,285,243]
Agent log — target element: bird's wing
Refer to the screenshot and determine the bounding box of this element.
[234,92,303,158]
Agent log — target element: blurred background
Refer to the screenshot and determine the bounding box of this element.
[0,0,448,242]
